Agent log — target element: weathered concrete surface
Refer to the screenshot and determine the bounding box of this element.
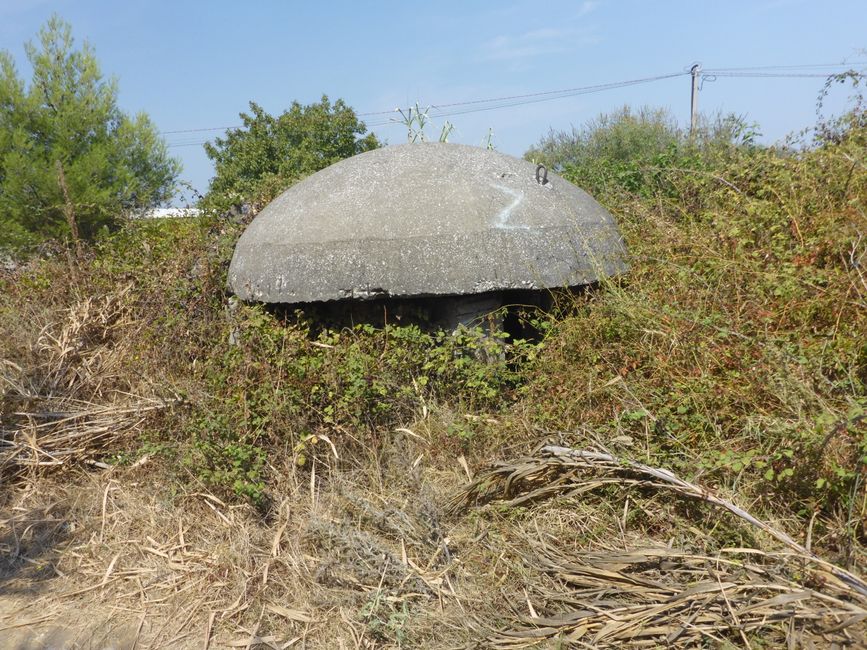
[229,142,627,303]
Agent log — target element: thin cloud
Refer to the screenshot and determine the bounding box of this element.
[575,1,599,18]
[480,26,600,62]
[755,0,807,10]
[478,1,601,63]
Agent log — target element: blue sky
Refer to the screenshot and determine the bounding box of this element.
[1,0,865,200]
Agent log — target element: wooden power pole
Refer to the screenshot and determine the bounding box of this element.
[690,64,702,136]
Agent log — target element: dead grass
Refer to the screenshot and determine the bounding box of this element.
[0,443,496,649]
[4,453,865,648]
[1,285,179,482]
[1,245,865,647]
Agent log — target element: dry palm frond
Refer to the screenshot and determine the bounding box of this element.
[0,396,177,478]
[450,444,867,647]
[485,545,866,648]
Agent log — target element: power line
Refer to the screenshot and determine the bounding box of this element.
[364,72,688,128]
[704,61,867,73]
[162,71,686,138]
[166,71,689,143]
[706,71,859,79]
[162,125,240,135]
[408,72,685,112]
[162,62,866,146]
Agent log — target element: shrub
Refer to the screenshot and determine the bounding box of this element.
[525,105,759,201]
[523,103,866,537]
[203,96,379,213]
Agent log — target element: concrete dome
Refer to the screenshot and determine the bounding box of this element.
[228,142,627,304]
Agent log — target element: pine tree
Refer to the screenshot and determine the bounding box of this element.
[0,15,180,252]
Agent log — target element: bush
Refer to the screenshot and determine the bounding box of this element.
[523,103,866,537]
[203,96,379,213]
[1,206,543,505]
[525,106,759,200]
[2,84,863,550]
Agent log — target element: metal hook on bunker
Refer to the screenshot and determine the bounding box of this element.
[535,163,549,186]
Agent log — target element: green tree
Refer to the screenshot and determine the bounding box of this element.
[204,96,379,210]
[0,15,180,251]
[525,106,758,198]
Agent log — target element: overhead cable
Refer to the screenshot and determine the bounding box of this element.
[164,71,687,139]
[163,63,866,147]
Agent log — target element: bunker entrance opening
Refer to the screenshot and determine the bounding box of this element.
[264,286,591,342]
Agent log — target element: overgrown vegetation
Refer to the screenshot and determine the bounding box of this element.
[526,105,760,198]
[2,70,865,647]
[522,85,866,543]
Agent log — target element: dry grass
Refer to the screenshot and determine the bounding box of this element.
[0,398,173,476]
[0,445,493,649]
[1,399,479,650]
[2,253,865,647]
[0,263,482,648]
[1,285,179,482]
[4,449,865,648]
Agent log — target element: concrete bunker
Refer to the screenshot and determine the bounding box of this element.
[228,142,627,332]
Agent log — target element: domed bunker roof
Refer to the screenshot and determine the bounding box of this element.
[228,142,627,305]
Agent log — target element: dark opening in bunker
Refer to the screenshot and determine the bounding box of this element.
[265,286,593,343]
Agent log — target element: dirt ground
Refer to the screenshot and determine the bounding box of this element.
[3,440,866,649]
[1,440,491,649]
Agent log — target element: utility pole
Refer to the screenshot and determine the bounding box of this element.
[690,63,702,136]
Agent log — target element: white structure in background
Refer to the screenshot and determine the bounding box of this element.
[133,207,202,220]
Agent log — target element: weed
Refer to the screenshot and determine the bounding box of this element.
[358,590,410,645]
